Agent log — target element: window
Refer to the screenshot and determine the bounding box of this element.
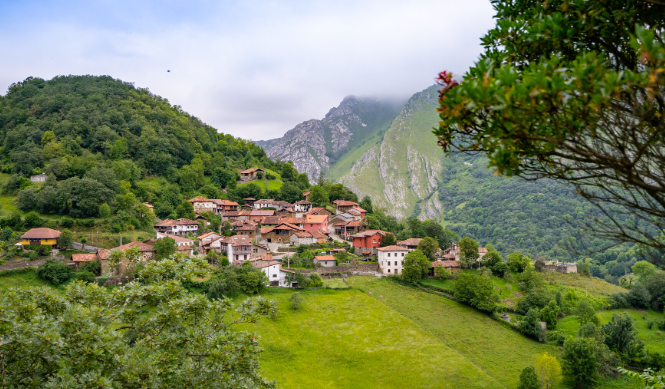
[387,253,391,257]
[388,269,391,273]
[273,274,277,278]
[402,253,405,257]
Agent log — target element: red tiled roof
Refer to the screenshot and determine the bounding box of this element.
[351,230,389,238]
[260,227,273,234]
[377,245,409,252]
[158,233,194,244]
[310,230,328,239]
[250,210,275,216]
[154,218,198,227]
[333,200,359,207]
[72,253,97,262]
[259,216,282,225]
[280,217,305,225]
[442,253,455,260]
[305,214,328,224]
[397,238,422,247]
[21,228,61,239]
[240,168,264,174]
[220,235,254,246]
[432,260,461,268]
[252,260,280,269]
[188,196,211,203]
[197,231,219,240]
[97,241,154,259]
[315,255,335,261]
[294,200,313,205]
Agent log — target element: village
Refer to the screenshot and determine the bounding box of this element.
[14,169,577,288]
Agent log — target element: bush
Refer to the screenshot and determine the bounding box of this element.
[75,270,96,283]
[289,292,303,310]
[265,173,276,180]
[28,251,38,261]
[519,308,544,341]
[79,260,102,276]
[60,217,74,228]
[75,218,95,228]
[455,272,497,312]
[36,259,72,285]
[309,273,324,287]
[518,366,539,389]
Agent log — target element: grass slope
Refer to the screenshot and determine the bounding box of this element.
[237,288,503,389]
[346,276,641,389]
[559,309,665,354]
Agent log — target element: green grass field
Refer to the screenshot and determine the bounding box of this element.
[558,309,665,354]
[236,287,504,389]
[542,272,627,296]
[0,271,643,388]
[0,268,52,291]
[238,178,283,192]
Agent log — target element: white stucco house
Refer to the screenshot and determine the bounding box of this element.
[377,245,410,275]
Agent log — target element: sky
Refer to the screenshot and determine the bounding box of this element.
[0,0,496,141]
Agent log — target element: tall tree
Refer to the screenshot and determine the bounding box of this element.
[535,352,562,389]
[435,0,665,263]
[458,237,479,269]
[562,337,599,388]
[418,237,438,261]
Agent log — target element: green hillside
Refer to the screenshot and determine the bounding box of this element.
[0,75,353,251]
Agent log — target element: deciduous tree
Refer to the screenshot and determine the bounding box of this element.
[535,352,562,389]
[435,0,665,263]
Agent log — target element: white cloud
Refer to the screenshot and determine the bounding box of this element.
[0,0,495,140]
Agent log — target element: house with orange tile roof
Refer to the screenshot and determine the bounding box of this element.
[19,228,61,246]
[351,230,392,254]
[188,197,216,214]
[332,199,360,213]
[314,255,336,268]
[154,218,199,236]
[208,234,268,262]
[397,238,422,251]
[239,168,265,182]
[260,222,304,244]
[304,214,329,233]
[72,253,98,270]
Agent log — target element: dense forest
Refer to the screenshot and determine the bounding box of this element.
[426,152,638,284]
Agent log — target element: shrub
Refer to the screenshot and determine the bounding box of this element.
[288,292,303,310]
[79,260,102,276]
[455,272,497,312]
[517,366,539,389]
[519,308,544,341]
[309,273,324,287]
[265,173,276,180]
[37,259,72,285]
[75,271,96,283]
[60,217,74,228]
[28,251,38,261]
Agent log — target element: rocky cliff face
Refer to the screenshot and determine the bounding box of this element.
[256,96,403,182]
[257,86,443,219]
[339,85,444,219]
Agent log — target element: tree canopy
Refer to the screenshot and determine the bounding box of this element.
[435,0,665,264]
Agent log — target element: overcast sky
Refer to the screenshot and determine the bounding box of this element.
[0,0,496,141]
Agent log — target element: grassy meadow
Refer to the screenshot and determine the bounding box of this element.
[236,287,504,389]
[558,309,665,354]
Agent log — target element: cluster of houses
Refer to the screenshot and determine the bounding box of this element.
[17,185,577,287]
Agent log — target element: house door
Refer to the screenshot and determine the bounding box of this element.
[270,281,279,286]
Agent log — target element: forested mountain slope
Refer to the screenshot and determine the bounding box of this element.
[0,75,298,220]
